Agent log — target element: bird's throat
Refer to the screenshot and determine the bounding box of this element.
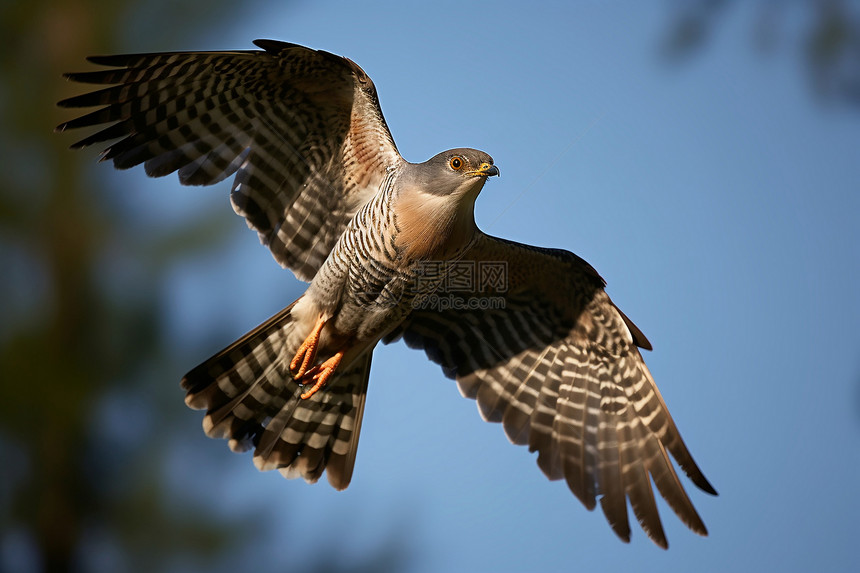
[393,188,478,262]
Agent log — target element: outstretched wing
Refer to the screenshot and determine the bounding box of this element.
[56,39,401,281]
[384,232,717,548]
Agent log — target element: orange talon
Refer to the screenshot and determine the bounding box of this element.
[289,314,327,378]
[299,351,344,400]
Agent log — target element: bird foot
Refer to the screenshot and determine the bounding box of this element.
[289,314,327,379]
[298,352,344,399]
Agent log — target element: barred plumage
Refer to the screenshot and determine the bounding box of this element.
[58,38,716,548]
[58,41,399,281]
[180,302,370,488]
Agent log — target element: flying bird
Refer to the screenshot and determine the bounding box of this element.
[56,39,716,548]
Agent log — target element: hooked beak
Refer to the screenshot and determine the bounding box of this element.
[468,162,500,178]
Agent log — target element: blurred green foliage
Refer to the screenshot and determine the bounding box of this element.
[0,2,254,571]
[0,2,407,572]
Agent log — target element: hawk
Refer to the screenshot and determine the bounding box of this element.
[57,39,716,548]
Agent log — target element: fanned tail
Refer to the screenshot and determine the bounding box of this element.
[181,298,372,489]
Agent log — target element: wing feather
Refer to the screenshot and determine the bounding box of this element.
[57,40,402,281]
[385,232,716,547]
[597,415,630,541]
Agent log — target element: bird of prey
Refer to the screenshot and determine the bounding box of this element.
[57,39,716,548]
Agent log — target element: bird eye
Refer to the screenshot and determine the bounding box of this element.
[449,157,463,170]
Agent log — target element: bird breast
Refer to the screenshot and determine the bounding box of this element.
[393,186,478,263]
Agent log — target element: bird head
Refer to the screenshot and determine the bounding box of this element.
[393,148,499,259]
[414,148,499,199]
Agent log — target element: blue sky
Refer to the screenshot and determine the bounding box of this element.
[101,3,859,572]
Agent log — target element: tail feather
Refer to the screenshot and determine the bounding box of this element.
[181,299,372,489]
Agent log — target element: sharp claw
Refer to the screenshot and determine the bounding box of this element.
[298,351,344,399]
[289,315,327,378]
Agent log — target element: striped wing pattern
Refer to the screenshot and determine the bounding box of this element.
[386,233,717,548]
[57,40,715,547]
[181,302,371,490]
[56,39,400,281]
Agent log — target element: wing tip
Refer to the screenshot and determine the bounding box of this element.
[615,305,652,350]
[252,39,297,55]
[697,476,719,497]
[85,54,131,67]
[681,456,718,496]
[55,96,79,110]
[608,522,632,546]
